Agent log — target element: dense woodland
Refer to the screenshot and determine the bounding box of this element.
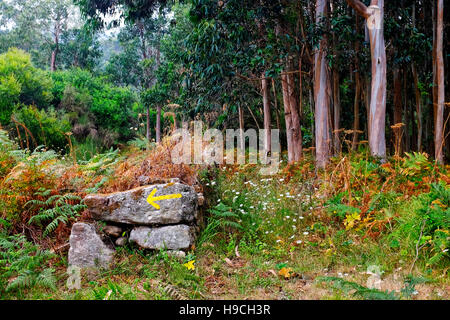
[0,0,449,300]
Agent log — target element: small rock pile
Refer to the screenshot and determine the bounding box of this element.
[68,180,203,271]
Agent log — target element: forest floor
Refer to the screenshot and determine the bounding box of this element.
[1,134,449,300]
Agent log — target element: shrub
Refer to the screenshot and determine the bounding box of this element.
[51,69,138,145]
[12,105,71,153]
[0,48,52,125]
[389,182,450,268]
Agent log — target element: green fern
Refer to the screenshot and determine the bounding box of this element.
[0,129,15,150]
[0,233,56,293]
[78,148,120,175]
[27,193,86,236]
[316,276,399,300]
[84,177,108,194]
[209,202,243,231]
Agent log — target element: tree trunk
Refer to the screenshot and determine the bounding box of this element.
[146,105,151,143]
[271,78,281,131]
[411,4,422,152]
[262,73,271,158]
[50,21,60,71]
[434,0,445,163]
[314,0,331,168]
[156,105,161,143]
[347,0,387,160]
[281,73,294,162]
[287,69,303,160]
[281,70,303,163]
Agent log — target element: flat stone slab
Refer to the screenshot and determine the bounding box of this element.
[68,223,114,269]
[129,225,193,250]
[84,183,198,225]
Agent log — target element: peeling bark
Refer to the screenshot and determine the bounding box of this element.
[314,0,331,168]
[287,69,303,161]
[434,0,445,163]
[281,68,303,163]
[346,0,387,160]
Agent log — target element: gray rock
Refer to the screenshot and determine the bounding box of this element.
[129,225,193,250]
[68,223,114,269]
[103,225,122,237]
[115,237,127,246]
[84,183,198,225]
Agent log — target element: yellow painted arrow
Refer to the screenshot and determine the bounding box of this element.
[146,188,182,210]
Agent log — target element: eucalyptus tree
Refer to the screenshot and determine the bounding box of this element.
[58,26,102,71]
[433,0,444,163]
[313,0,331,168]
[346,0,387,160]
[0,0,90,71]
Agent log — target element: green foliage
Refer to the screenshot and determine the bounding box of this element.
[78,148,120,175]
[401,275,431,299]
[27,192,86,236]
[59,26,102,71]
[0,48,52,125]
[325,194,361,220]
[316,276,399,300]
[51,69,138,145]
[389,182,450,268]
[12,104,71,152]
[0,233,56,294]
[128,137,155,150]
[0,129,17,177]
[209,202,243,232]
[399,152,436,181]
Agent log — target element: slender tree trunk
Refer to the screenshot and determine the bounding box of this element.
[146,105,151,143]
[309,85,315,146]
[281,73,294,162]
[262,73,271,158]
[287,68,303,160]
[50,21,60,71]
[347,0,387,160]
[314,0,331,168]
[434,0,445,163]
[156,105,161,143]
[411,3,422,152]
[281,70,303,162]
